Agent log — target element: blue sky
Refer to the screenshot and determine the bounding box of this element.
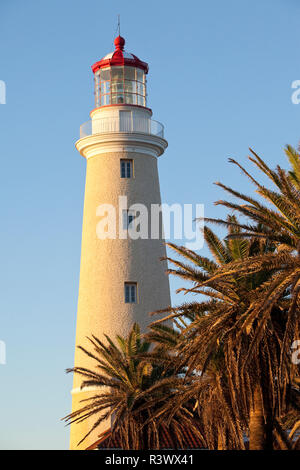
[0,0,299,449]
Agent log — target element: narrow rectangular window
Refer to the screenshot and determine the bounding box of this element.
[120,159,133,178]
[122,210,135,230]
[124,282,137,303]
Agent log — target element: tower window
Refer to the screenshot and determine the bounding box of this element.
[122,210,136,230]
[120,159,133,178]
[124,282,137,303]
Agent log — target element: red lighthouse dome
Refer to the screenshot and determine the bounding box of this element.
[92,36,148,74]
[92,36,148,108]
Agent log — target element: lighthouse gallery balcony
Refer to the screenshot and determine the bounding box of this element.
[79,116,164,139]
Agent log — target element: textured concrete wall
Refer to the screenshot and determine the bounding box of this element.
[70,148,171,449]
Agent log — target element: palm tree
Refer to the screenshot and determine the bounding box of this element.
[204,146,300,367]
[63,323,204,449]
[147,302,247,450]
[205,146,300,448]
[152,216,295,449]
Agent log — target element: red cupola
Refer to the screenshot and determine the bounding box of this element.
[92,36,148,108]
[114,35,125,50]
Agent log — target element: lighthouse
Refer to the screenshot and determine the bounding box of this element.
[70,35,171,450]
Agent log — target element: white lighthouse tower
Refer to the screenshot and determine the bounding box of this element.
[70,35,171,449]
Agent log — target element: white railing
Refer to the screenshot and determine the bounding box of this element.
[79,116,164,139]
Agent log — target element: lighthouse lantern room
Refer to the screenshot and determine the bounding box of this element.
[92,36,148,108]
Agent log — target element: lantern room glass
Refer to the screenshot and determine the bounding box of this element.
[95,66,146,108]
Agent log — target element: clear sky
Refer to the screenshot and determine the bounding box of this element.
[0,0,299,450]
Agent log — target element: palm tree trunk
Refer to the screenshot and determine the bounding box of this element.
[249,384,266,450]
[217,428,225,450]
